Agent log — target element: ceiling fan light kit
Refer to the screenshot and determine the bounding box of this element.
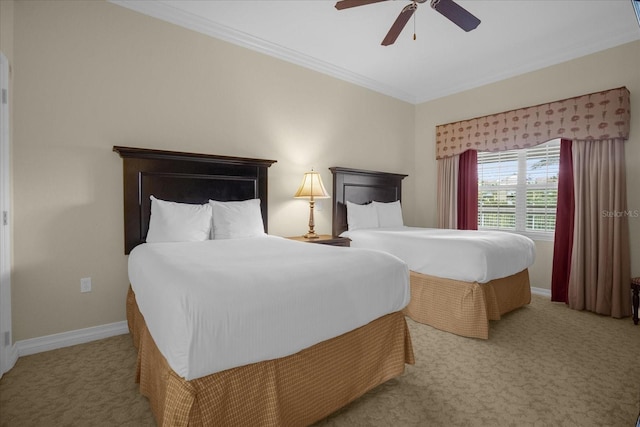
[335,0,481,46]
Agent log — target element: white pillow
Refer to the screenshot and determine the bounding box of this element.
[346,201,378,231]
[146,196,212,243]
[373,200,404,227]
[209,199,266,239]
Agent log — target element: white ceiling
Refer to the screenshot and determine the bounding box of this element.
[111,0,640,104]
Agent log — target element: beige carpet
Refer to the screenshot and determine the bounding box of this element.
[1,294,639,426]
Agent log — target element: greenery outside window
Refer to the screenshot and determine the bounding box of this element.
[477,139,560,240]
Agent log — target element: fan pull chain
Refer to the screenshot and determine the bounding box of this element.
[413,10,416,40]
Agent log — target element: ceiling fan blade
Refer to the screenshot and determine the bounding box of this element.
[430,0,480,32]
[381,3,416,46]
[335,0,388,10]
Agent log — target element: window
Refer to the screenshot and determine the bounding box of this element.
[477,139,560,239]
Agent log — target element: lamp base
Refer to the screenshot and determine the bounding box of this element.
[303,232,320,239]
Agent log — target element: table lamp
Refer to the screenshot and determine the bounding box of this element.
[294,169,330,239]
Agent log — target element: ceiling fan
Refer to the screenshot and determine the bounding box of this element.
[335,0,481,46]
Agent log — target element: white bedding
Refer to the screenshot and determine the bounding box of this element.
[341,227,535,283]
[128,236,410,380]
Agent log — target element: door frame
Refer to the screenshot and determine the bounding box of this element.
[0,51,17,376]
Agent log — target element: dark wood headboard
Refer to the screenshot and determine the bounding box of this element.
[114,146,276,254]
[330,167,407,237]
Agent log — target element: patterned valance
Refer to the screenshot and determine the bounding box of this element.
[435,87,630,159]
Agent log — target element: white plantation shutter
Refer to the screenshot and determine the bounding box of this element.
[478,139,560,239]
[525,142,560,233]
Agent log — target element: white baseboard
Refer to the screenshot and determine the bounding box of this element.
[531,286,551,297]
[16,321,129,357]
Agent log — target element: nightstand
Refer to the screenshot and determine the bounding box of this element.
[286,234,351,247]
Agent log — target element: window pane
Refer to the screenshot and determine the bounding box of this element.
[526,189,557,207]
[526,212,556,232]
[478,210,516,229]
[479,189,517,207]
[478,151,519,186]
[478,188,516,230]
[526,140,560,185]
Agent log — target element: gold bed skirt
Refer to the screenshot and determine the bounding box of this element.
[403,269,531,339]
[127,287,415,426]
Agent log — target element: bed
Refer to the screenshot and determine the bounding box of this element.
[330,166,534,340]
[113,146,414,426]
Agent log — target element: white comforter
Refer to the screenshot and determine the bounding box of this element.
[128,236,410,380]
[341,227,535,283]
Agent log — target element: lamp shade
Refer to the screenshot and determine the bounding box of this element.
[294,170,329,199]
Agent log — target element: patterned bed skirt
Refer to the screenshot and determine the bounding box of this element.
[127,287,415,426]
[403,269,531,339]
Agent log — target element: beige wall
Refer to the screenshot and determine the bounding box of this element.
[415,40,640,289]
[0,0,14,59]
[1,0,14,179]
[10,0,414,341]
[7,0,640,342]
